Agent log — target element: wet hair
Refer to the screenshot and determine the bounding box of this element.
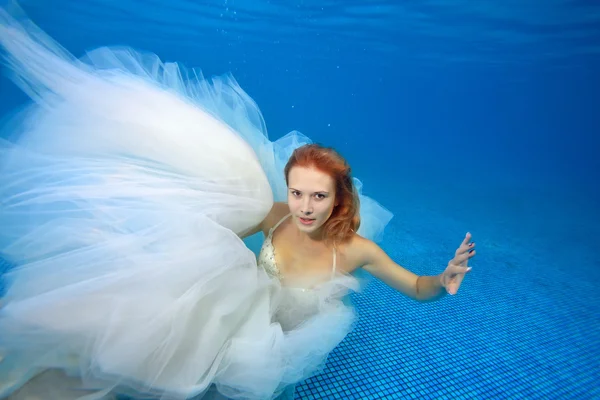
[284,143,360,244]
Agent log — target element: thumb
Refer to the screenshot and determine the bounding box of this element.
[446,282,458,295]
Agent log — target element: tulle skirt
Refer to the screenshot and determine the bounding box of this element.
[0,9,393,400]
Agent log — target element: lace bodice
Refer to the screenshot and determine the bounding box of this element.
[257,214,337,282]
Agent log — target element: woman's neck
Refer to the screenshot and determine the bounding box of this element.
[292,223,324,243]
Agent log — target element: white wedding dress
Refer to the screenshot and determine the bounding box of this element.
[0,9,393,400]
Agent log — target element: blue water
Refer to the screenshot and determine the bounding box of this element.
[1,0,599,399]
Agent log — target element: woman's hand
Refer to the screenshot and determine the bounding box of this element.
[440,232,476,295]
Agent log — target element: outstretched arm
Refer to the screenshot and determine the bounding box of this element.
[358,233,475,302]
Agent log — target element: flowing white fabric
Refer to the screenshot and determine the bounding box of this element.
[0,9,393,400]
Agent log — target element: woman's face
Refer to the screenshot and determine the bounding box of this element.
[287,166,336,235]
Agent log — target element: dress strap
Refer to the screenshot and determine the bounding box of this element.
[331,248,337,278]
[269,213,291,236]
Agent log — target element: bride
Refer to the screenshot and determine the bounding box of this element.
[0,8,475,400]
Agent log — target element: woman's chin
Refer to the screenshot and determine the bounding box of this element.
[295,216,320,232]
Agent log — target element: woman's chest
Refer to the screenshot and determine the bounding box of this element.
[270,229,337,286]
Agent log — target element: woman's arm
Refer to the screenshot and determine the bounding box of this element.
[239,202,290,239]
[357,233,475,302]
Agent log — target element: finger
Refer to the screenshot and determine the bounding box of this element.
[445,270,469,295]
[456,241,475,256]
[453,250,475,265]
[456,246,469,257]
[463,249,476,260]
[448,265,472,275]
[445,278,463,295]
[461,232,472,246]
[446,282,458,295]
[449,275,465,295]
[463,241,475,252]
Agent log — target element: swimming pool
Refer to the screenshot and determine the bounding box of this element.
[0,0,598,399]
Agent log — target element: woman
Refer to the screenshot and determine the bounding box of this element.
[0,9,474,400]
[253,144,473,303]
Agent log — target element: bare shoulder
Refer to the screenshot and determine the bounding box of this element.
[338,234,382,273]
[260,202,290,235]
[340,234,413,283]
[239,202,289,239]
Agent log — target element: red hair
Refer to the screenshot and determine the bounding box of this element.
[284,144,360,244]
